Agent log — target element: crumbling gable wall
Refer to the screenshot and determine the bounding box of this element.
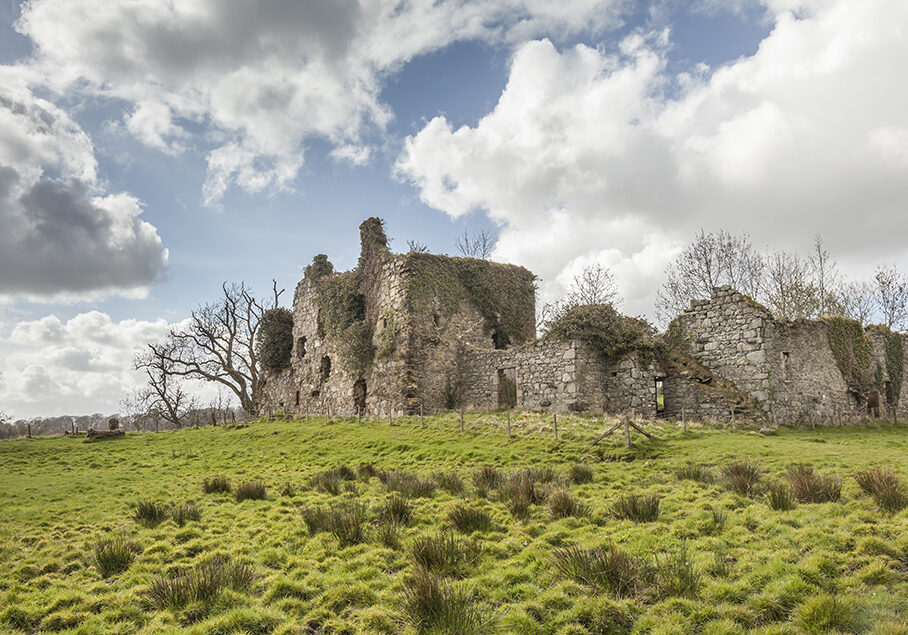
[672,285,907,424]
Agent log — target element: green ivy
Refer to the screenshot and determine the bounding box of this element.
[822,316,874,398]
[405,253,536,345]
[543,303,661,364]
[257,308,294,371]
[306,260,374,378]
[376,312,399,359]
[885,332,904,408]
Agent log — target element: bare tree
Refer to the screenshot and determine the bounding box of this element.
[809,235,841,316]
[839,278,876,324]
[407,239,429,254]
[762,250,819,319]
[135,341,199,429]
[655,229,764,324]
[539,263,621,331]
[874,264,908,330]
[455,229,495,259]
[148,282,265,415]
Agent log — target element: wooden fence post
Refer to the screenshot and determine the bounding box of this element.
[681,408,687,433]
[553,413,558,441]
[507,411,511,438]
[27,423,32,439]
[420,404,424,429]
[624,416,631,448]
[459,410,464,433]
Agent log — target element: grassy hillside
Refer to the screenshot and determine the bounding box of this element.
[1,413,907,634]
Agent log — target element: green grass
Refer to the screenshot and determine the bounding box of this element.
[1,412,908,633]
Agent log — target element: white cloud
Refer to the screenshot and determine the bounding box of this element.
[0,312,183,418]
[396,0,908,318]
[0,70,169,300]
[14,0,627,205]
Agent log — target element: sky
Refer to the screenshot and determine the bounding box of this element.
[1,0,907,419]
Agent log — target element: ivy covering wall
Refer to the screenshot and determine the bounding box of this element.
[822,316,874,398]
[543,303,661,364]
[257,308,294,371]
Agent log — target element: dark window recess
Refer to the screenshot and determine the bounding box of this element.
[433,313,440,327]
[311,389,320,397]
[320,355,331,380]
[655,378,665,413]
[781,352,792,380]
[353,379,367,414]
[491,329,507,350]
[295,390,300,406]
[297,337,307,359]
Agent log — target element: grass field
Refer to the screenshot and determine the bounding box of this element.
[1,412,908,634]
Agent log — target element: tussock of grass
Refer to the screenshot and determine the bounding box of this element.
[132,500,170,527]
[400,568,487,634]
[854,466,908,513]
[410,533,480,577]
[765,480,796,511]
[172,502,201,526]
[202,475,231,494]
[721,459,762,497]
[379,495,413,526]
[675,463,713,483]
[310,464,357,494]
[656,543,700,597]
[381,470,436,498]
[548,489,587,519]
[92,536,141,578]
[234,480,266,502]
[794,593,860,633]
[447,504,494,533]
[472,466,502,498]
[786,464,841,503]
[568,463,594,484]
[501,469,551,518]
[612,493,660,523]
[358,462,380,480]
[377,523,400,549]
[146,556,255,610]
[327,501,367,547]
[300,505,330,534]
[552,543,651,597]
[436,471,465,495]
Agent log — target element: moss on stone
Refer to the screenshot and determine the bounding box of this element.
[885,331,904,408]
[310,268,374,378]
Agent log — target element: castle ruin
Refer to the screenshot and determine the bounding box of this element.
[258,219,907,425]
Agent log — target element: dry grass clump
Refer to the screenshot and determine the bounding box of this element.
[765,481,796,511]
[172,502,202,526]
[611,492,660,523]
[132,500,170,527]
[552,543,652,598]
[447,504,494,533]
[146,556,255,610]
[548,489,588,519]
[301,502,368,547]
[472,466,503,498]
[202,475,231,494]
[381,470,436,498]
[410,533,480,577]
[854,467,908,513]
[500,468,553,518]
[378,495,413,526]
[436,471,465,495]
[310,465,357,494]
[400,569,487,634]
[786,464,841,503]
[675,463,714,483]
[92,536,141,578]
[722,459,762,497]
[568,463,594,485]
[234,480,266,502]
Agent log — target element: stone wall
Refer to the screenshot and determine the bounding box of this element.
[674,285,906,424]
[459,341,663,416]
